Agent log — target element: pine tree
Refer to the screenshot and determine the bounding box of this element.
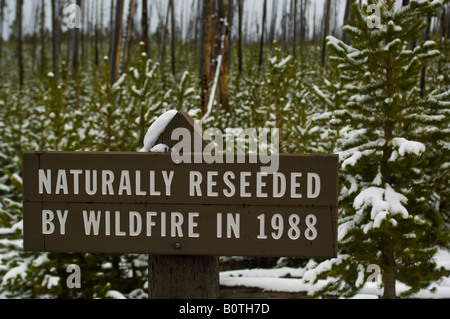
[304,0,450,298]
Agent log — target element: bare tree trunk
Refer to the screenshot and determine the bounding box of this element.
[321,0,332,66]
[312,2,316,45]
[40,0,46,75]
[238,0,243,76]
[31,0,39,72]
[268,0,277,48]
[94,0,99,66]
[170,0,176,77]
[200,0,216,114]
[160,1,171,64]
[0,0,5,73]
[51,0,60,85]
[447,3,450,38]
[72,0,82,70]
[258,0,267,71]
[17,0,24,87]
[218,0,231,113]
[109,0,114,57]
[110,0,124,85]
[300,0,307,47]
[120,0,136,75]
[141,0,150,56]
[80,0,86,68]
[293,0,297,58]
[281,1,287,49]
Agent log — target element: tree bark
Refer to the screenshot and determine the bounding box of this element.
[160,1,171,64]
[141,0,150,56]
[17,0,24,87]
[293,0,297,58]
[94,0,99,66]
[51,0,60,85]
[321,0,332,66]
[218,0,231,113]
[170,0,176,77]
[72,0,82,70]
[200,0,216,114]
[0,0,5,73]
[120,0,135,75]
[238,0,243,76]
[40,0,46,75]
[110,0,124,85]
[258,0,267,71]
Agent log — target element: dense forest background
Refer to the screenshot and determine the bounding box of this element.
[0,0,449,299]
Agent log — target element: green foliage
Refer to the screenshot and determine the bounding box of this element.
[308,0,450,298]
[0,1,449,298]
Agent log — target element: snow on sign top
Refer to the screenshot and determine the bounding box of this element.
[142,110,178,152]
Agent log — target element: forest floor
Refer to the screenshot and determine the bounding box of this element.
[218,249,450,299]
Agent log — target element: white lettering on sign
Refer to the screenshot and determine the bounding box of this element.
[42,209,69,235]
[215,213,241,239]
[256,213,317,241]
[38,169,175,197]
[81,210,200,238]
[40,209,319,242]
[38,169,322,200]
[188,171,322,199]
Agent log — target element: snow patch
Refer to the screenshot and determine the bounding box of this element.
[390,137,425,157]
[353,185,408,231]
[142,110,178,152]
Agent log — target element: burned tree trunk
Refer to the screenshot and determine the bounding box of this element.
[170,0,176,77]
[17,0,24,87]
[258,0,267,71]
[0,0,5,74]
[141,0,150,56]
[110,0,124,85]
[321,0,332,66]
[51,0,60,85]
[200,0,216,114]
[238,0,243,76]
[120,0,136,75]
[217,0,231,113]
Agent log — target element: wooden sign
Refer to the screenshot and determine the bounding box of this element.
[22,151,338,257]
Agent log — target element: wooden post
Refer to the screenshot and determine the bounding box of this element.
[147,111,219,299]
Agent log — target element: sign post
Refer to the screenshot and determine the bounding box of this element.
[22,111,339,298]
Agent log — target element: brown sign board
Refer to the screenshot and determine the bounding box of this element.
[22,151,338,257]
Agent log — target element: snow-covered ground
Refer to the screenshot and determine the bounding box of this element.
[220,249,450,299]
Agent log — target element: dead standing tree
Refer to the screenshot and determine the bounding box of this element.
[110,0,124,85]
[0,0,4,73]
[217,0,232,113]
[120,0,136,75]
[16,0,24,87]
[51,0,60,85]
[200,0,216,114]
[170,0,176,77]
[258,0,267,72]
[141,0,150,56]
[321,0,332,66]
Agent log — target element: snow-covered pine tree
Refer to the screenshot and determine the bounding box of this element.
[304,0,450,298]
